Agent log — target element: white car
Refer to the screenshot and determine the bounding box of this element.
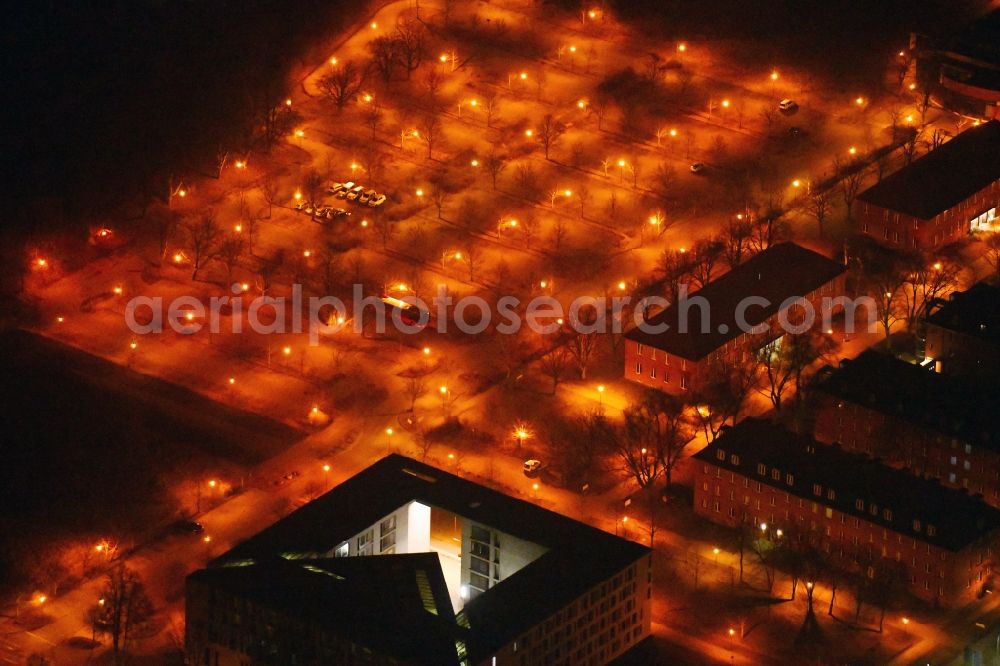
[335,182,356,199]
[689,162,705,174]
[778,99,798,112]
[346,185,365,201]
[328,182,348,196]
[523,459,542,476]
[359,189,376,204]
[367,193,387,207]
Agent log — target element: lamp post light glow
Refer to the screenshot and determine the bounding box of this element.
[855,96,865,106]
[678,43,687,53]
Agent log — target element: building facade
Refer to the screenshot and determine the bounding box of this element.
[812,351,1000,506]
[624,242,847,396]
[186,455,651,666]
[693,419,1000,606]
[854,120,1000,249]
[924,282,1000,378]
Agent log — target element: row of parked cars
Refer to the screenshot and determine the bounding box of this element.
[329,181,386,207]
[294,200,351,221]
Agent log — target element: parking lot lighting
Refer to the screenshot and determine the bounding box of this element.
[524,129,533,137]
[770,70,779,81]
[228,377,236,385]
[855,96,865,105]
[678,43,687,52]
[283,346,292,356]
[293,191,302,200]
[470,159,479,167]
[423,347,431,355]
[370,22,377,29]
[849,146,857,155]
[330,57,338,65]
[721,99,730,108]
[285,98,292,107]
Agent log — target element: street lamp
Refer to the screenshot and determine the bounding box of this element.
[513,424,530,448]
[597,384,605,406]
[386,427,394,452]
[550,189,572,207]
[497,218,518,239]
[617,158,626,183]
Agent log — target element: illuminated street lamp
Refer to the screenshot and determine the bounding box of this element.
[330,56,338,66]
[507,71,528,88]
[855,96,865,106]
[550,189,572,207]
[677,43,687,53]
[848,146,857,156]
[439,50,457,71]
[617,158,627,183]
[597,384,605,406]
[513,423,530,448]
[497,218,518,239]
[386,427,394,452]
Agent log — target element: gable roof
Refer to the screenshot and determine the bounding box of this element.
[926,281,1000,344]
[695,418,1000,552]
[856,120,1000,220]
[624,242,845,360]
[814,350,1000,451]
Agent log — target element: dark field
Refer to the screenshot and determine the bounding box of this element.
[0,329,302,590]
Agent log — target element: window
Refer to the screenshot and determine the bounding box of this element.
[680,374,689,390]
[635,362,642,374]
[334,542,349,557]
[785,474,794,486]
[757,463,767,475]
[771,469,781,481]
[812,483,822,496]
[730,454,740,465]
[827,489,836,500]
[927,525,936,537]
[855,499,864,511]
[380,515,397,553]
[883,509,893,521]
[913,520,921,533]
[357,529,374,556]
[650,366,657,379]
[716,449,726,461]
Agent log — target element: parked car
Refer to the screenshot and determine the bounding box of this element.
[294,200,308,211]
[779,99,798,113]
[367,193,387,207]
[303,203,316,214]
[523,459,542,477]
[328,182,348,196]
[314,205,332,218]
[173,520,204,534]
[359,189,376,204]
[330,207,350,219]
[335,182,356,199]
[346,185,365,201]
[689,162,705,174]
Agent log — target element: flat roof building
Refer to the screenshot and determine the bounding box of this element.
[623,242,846,395]
[694,418,1000,605]
[186,455,651,666]
[854,120,1000,248]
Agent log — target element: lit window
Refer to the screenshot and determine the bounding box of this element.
[715,449,726,461]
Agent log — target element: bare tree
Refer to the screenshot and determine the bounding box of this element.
[484,92,500,128]
[431,189,448,219]
[302,169,324,204]
[485,148,507,191]
[364,99,383,141]
[806,190,832,238]
[834,157,866,221]
[394,21,425,79]
[257,175,280,219]
[185,213,221,280]
[539,347,570,394]
[576,185,592,219]
[317,62,366,110]
[652,163,677,208]
[462,241,481,281]
[689,238,724,289]
[90,565,154,666]
[900,254,961,329]
[218,236,243,285]
[985,233,1000,281]
[404,376,427,411]
[422,67,443,105]
[537,114,566,160]
[419,115,442,160]
[369,36,399,83]
[151,208,180,263]
[759,330,837,412]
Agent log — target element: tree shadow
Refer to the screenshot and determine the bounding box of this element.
[793,608,826,656]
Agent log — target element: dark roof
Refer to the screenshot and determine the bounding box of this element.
[189,554,461,665]
[814,350,1000,451]
[624,242,845,360]
[210,454,649,662]
[946,8,1000,66]
[694,418,1000,551]
[856,120,1000,219]
[926,282,1000,344]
